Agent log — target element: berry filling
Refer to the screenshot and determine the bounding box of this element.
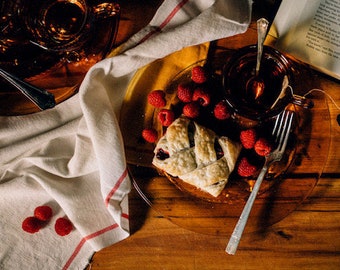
[156,148,170,160]
[188,122,196,147]
[214,140,224,159]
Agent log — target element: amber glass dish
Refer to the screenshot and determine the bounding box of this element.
[120,45,330,236]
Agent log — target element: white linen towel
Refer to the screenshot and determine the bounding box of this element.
[0,0,252,269]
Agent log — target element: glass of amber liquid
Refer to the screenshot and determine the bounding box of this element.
[223,45,297,125]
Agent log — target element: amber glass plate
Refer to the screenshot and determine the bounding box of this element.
[120,46,331,236]
[0,4,120,116]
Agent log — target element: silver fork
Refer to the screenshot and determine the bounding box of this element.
[226,110,294,255]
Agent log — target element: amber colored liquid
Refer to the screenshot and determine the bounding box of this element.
[228,56,285,114]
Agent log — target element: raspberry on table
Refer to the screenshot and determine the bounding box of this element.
[142,128,158,143]
[191,65,208,84]
[182,102,200,118]
[213,100,230,120]
[34,205,53,221]
[237,157,258,177]
[240,129,257,149]
[147,90,166,108]
[254,138,272,156]
[177,83,193,103]
[55,217,73,236]
[158,109,175,127]
[22,216,43,234]
[192,88,211,106]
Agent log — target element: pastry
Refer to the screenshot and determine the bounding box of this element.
[152,116,242,197]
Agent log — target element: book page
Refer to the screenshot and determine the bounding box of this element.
[266,0,340,80]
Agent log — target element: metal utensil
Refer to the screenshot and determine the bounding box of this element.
[0,68,56,110]
[255,18,269,76]
[246,18,269,100]
[226,110,294,255]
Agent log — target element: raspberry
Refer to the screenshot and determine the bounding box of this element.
[34,205,53,221]
[192,88,211,106]
[147,90,166,108]
[177,83,193,103]
[158,109,175,127]
[22,216,43,234]
[240,129,257,149]
[213,100,230,120]
[142,128,158,143]
[254,138,272,156]
[55,217,73,236]
[191,66,208,84]
[183,102,200,118]
[237,157,258,177]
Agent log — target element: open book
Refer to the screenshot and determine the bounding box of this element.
[265,0,340,80]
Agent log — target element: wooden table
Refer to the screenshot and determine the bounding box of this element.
[87,1,340,269]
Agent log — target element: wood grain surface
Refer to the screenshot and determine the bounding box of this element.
[87,1,340,269]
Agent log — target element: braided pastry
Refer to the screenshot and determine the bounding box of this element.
[152,116,242,197]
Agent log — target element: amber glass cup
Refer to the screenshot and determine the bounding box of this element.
[223,45,311,126]
[23,0,120,53]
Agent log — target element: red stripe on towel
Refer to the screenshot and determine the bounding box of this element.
[62,223,119,270]
[121,212,129,219]
[137,0,190,44]
[105,168,128,207]
[159,0,189,28]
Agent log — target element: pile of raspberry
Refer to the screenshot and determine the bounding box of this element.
[142,65,230,143]
[142,64,273,179]
[237,128,273,177]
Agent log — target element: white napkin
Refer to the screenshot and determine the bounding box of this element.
[0,0,252,269]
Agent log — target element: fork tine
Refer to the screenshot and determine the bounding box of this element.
[273,110,294,151]
[272,110,285,138]
[278,111,294,152]
[277,111,290,145]
[273,110,293,142]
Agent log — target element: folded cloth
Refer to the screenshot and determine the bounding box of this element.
[0,0,252,269]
